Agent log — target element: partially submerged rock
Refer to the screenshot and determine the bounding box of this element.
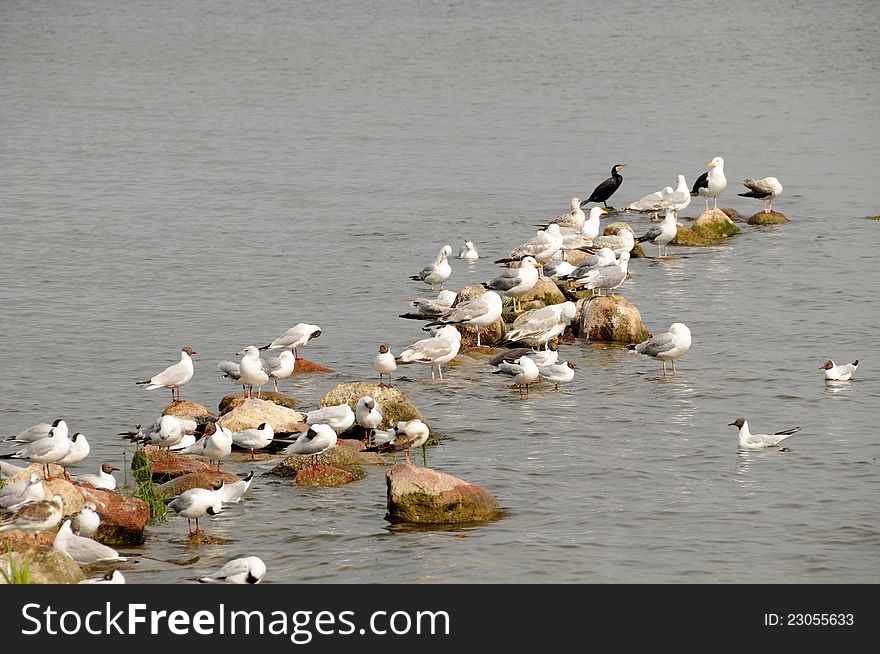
[317,382,425,429]
[0,548,85,585]
[515,278,568,311]
[671,223,715,246]
[292,358,335,374]
[269,439,386,477]
[162,400,214,421]
[132,445,214,483]
[385,463,501,524]
[219,391,300,414]
[77,486,149,546]
[217,397,306,433]
[573,295,650,344]
[691,209,741,240]
[295,463,364,487]
[155,470,242,497]
[720,207,742,221]
[747,210,789,225]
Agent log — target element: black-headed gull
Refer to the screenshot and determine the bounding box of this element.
[214,471,254,504]
[368,419,429,464]
[283,423,337,465]
[396,324,462,381]
[355,396,383,442]
[636,208,678,258]
[0,493,64,542]
[71,501,100,537]
[236,346,269,399]
[8,418,66,444]
[0,472,44,511]
[166,487,223,536]
[487,340,559,368]
[628,322,692,377]
[73,463,119,490]
[492,355,540,399]
[483,256,542,313]
[305,403,355,435]
[374,344,398,387]
[538,360,578,392]
[230,423,274,461]
[729,418,801,449]
[55,432,90,478]
[136,346,196,402]
[410,244,453,290]
[2,425,71,480]
[425,290,503,347]
[818,359,859,381]
[690,156,727,212]
[53,519,125,564]
[177,424,233,471]
[738,176,783,213]
[259,322,322,359]
[457,240,480,260]
[78,569,126,584]
[581,163,626,209]
[198,555,266,584]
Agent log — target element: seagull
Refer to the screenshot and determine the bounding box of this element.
[659,175,691,218]
[636,208,678,257]
[818,359,859,381]
[487,340,560,368]
[0,461,26,480]
[457,240,480,260]
[493,355,540,399]
[399,289,458,320]
[581,164,626,209]
[628,186,673,212]
[738,176,783,213]
[544,197,586,230]
[355,396,383,442]
[1,424,71,480]
[73,463,120,490]
[259,322,322,359]
[305,403,355,435]
[236,345,270,398]
[538,360,578,392]
[627,322,692,376]
[494,224,563,268]
[230,423,274,461]
[166,487,224,537]
[410,244,453,290]
[0,493,64,542]
[567,251,630,296]
[395,324,462,381]
[690,156,727,212]
[176,424,233,470]
[367,426,397,449]
[214,471,254,504]
[425,290,503,347]
[367,419,429,464]
[136,346,196,402]
[555,247,616,283]
[78,570,126,584]
[374,344,398,387]
[500,301,577,349]
[198,556,266,584]
[580,206,608,241]
[7,418,67,444]
[217,359,243,389]
[133,414,187,450]
[71,501,100,537]
[264,350,296,391]
[55,432,90,479]
[283,423,338,465]
[588,226,635,256]
[0,472,44,512]
[483,256,542,312]
[541,257,576,281]
[53,519,125,564]
[729,418,802,450]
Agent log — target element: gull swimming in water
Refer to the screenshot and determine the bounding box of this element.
[729,418,801,449]
[399,289,458,320]
[500,301,577,349]
[283,423,338,464]
[457,240,480,260]
[581,164,627,209]
[0,493,64,542]
[483,256,542,312]
[136,346,196,402]
[73,463,120,490]
[166,486,223,537]
[236,346,270,398]
[374,344,398,387]
[425,290,503,347]
[636,208,678,258]
[738,176,783,213]
[410,244,453,290]
[396,324,462,381]
[230,423,274,460]
[259,322,322,359]
[492,355,540,399]
[53,519,125,565]
[628,322,692,376]
[818,359,859,381]
[690,156,727,212]
[198,555,266,584]
[538,360,578,392]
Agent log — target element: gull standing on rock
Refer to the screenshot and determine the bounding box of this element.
[495,224,563,274]
[568,251,630,296]
[283,423,338,465]
[690,156,727,212]
[588,226,635,257]
[738,176,783,213]
[0,472,44,511]
[628,322,692,376]
[8,418,66,444]
[483,256,542,313]
[425,290,503,347]
[556,247,616,284]
[410,244,453,290]
[136,346,196,402]
[396,324,462,381]
[198,556,266,584]
[236,346,270,398]
[177,424,233,471]
[230,424,274,461]
[545,197,586,230]
[374,344,398,387]
[729,418,801,450]
[1,424,71,480]
[306,403,355,435]
[355,396,383,442]
[500,301,577,349]
[367,419,430,464]
[259,323,322,359]
[55,432,90,479]
[71,501,100,537]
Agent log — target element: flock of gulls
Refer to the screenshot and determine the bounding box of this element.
[0,157,860,585]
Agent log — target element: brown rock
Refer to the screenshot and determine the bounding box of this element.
[219,391,300,414]
[385,463,501,524]
[692,209,741,239]
[573,295,650,344]
[133,445,214,483]
[217,397,306,434]
[295,463,363,487]
[77,486,149,546]
[269,438,386,477]
[5,464,83,517]
[292,358,335,374]
[155,470,242,496]
[720,207,742,221]
[0,547,85,584]
[515,278,568,312]
[162,400,214,420]
[747,210,789,225]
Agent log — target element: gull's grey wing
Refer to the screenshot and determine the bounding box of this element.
[635,331,676,356]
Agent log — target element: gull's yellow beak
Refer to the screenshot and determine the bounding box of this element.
[707,161,715,168]
[601,208,609,215]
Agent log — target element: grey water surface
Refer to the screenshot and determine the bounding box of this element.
[1,0,878,583]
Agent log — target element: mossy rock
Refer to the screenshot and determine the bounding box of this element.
[516,279,567,309]
[268,439,386,477]
[219,391,300,414]
[691,209,741,240]
[671,223,715,246]
[748,210,789,225]
[295,463,364,487]
[317,382,425,430]
[573,295,650,344]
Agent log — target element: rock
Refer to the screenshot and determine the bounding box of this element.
[155,470,242,497]
[0,548,85,584]
[691,209,741,240]
[162,400,214,420]
[720,207,742,221]
[217,397,306,434]
[133,445,214,483]
[5,464,83,517]
[219,391,300,414]
[77,486,149,546]
[573,295,650,344]
[515,278,568,311]
[459,346,507,360]
[295,463,363,487]
[456,319,506,349]
[671,223,715,246]
[317,382,425,429]
[385,463,501,524]
[747,210,789,225]
[269,438,386,477]
[292,358,335,374]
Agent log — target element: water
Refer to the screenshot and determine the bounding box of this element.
[1,0,878,584]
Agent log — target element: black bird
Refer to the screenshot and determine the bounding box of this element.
[580,164,626,209]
